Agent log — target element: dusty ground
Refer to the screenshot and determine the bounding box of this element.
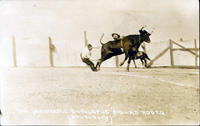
[0,67,199,125]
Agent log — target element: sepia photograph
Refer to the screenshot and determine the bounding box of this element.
[0,0,199,125]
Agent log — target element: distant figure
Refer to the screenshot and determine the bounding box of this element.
[80,44,97,71]
[112,33,121,41]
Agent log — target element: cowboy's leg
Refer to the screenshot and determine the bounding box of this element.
[82,58,93,66]
[83,58,96,71]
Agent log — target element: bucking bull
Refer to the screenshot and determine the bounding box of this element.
[96,26,153,71]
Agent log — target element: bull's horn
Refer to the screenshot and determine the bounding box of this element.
[100,33,104,45]
[141,25,147,30]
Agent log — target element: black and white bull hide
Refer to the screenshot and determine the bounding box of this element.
[96,28,152,71]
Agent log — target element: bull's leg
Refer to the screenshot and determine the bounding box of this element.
[144,59,147,67]
[120,54,128,66]
[95,59,102,71]
[140,58,144,66]
[133,60,137,68]
[126,56,132,72]
[131,53,137,68]
[96,53,116,71]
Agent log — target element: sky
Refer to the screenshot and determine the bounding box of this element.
[0,0,199,67]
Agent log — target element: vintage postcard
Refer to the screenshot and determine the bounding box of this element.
[0,0,199,125]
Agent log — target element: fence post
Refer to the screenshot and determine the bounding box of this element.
[12,36,17,67]
[115,56,119,68]
[48,36,54,67]
[169,39,174,67]
[194,39,198,66]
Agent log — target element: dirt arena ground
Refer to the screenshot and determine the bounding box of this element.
[0,67,199,125]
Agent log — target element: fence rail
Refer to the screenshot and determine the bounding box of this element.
[147,39,199,68]
[11,34,199,68]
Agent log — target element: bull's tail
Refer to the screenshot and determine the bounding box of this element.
[100,33,104,45]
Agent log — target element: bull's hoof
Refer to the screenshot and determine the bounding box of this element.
[96,67,100,71]
[146,65,150,68]
[126,69,130,72]
[120,63,124,66]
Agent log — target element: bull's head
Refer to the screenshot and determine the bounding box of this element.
[139,26,154,43]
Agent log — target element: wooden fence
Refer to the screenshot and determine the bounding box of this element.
[12,36,56,67]
[11,34,199,68]
[48,36,56,67]
[147,39,199,68]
